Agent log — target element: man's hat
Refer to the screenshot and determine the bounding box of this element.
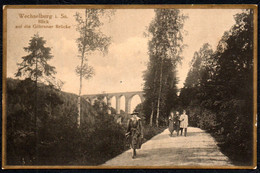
[131,111,139,115]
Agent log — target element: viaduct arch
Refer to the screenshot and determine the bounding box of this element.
[83,91,144,114]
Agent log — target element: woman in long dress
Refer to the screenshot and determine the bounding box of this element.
[126,112,143,159]
[175,111,180,136]
[168,111,175,136]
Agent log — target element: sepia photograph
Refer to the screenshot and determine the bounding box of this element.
[2,5,257,169]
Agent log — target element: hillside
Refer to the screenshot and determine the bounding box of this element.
[5,78,126,165]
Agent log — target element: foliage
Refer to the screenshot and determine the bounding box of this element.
[179,10,254,165]
[15,33,61,87]
[92,95,109,115]
[77,113,126,165]
[143,9,187,126]
[142,125,166,143]
[6,78,125,165]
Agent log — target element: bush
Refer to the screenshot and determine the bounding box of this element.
[142,125,166,142]
[6,78,126,165]
[78,114,126,165]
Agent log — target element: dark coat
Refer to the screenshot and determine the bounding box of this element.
[168,115,175,133]
[175,115,180,130]
[169,115,180,133]
[126,116,143,149]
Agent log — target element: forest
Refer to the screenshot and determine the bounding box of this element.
[179,10,254,165]
[142,9,254,165]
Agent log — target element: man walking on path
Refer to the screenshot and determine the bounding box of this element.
[180,110,188,137]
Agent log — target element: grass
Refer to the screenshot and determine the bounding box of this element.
[142,125,166,143]
[208,130,253,166]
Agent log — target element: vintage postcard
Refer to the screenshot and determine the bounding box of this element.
[2,5,257,169]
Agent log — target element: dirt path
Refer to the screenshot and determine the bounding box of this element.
[103,127,233,166]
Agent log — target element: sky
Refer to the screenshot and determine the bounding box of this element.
[6,8,242,112]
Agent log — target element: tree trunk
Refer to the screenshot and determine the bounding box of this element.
[77,75,82,127]
[150,66,158,127]
[149,104,154,126]
[77,47,85,127]
[35,50,38,164]
[156,60,163,127]
[77,12,89,128]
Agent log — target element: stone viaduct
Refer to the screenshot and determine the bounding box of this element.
[83,91,144,114]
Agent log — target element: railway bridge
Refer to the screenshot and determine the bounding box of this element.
[83,91,144,114]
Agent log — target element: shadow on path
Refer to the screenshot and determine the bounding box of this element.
[152,130,202,141]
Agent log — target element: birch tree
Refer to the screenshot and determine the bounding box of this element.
[74,9,112,127]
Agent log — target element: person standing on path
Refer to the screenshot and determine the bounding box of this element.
[180,110,189,137]
[126,111,143,159]
[168,111,175,137]
[175,111,181,136]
